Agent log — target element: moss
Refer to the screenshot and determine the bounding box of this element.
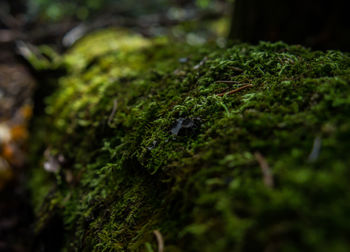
[28,28,350,251]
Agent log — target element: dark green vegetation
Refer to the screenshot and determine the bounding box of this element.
[28,29,350,251]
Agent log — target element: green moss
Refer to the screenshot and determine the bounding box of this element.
[29,29,350,251]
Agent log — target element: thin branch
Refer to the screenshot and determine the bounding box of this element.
[153,230,164,252]
[217,84,253,97]
[229,66,244,72]
[107,99,118,125]
[254,152,274,188]
[215,80,240,84]
[308,136,322,162]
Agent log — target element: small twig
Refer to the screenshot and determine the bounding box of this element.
[107,99,118,125]
[153,230,164,252]
[254,152,274,188]
[193,56,208,70]
[215,80,240,84]
[217,84,253,97]
[230,66,244,72]
[308,136,322,162]
[215,81,251,86]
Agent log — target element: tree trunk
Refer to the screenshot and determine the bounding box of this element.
[229,0,350,51]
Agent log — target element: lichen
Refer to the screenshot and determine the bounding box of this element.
[28,28,350,251]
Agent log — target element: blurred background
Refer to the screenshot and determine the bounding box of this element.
[1,0,348,50]
[1,0,232,49]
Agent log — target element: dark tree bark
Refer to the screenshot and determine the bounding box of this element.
[229,0,350,51]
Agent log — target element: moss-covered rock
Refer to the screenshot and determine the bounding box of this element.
[28,28,350,251]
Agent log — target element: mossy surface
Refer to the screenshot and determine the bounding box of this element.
[29,28,350,251]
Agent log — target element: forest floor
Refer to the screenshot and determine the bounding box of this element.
[0,39,35,251]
